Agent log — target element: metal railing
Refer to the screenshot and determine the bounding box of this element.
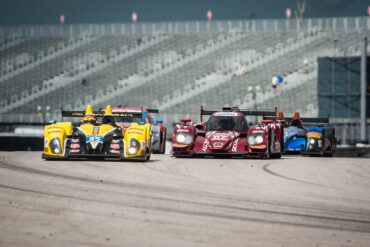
[0,16,369,37]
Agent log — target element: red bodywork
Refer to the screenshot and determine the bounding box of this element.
[172,108,283,158]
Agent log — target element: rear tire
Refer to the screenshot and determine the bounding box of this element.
[272,153,282,159]
[263,130,272,159]
[160,132,166,154]
[324,152,333,157]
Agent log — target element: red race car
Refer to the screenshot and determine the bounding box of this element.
[172,106,284,158]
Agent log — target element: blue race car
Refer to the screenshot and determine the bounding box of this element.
[283,113,337,156]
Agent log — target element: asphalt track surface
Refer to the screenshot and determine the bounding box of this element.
[0,152,369,247]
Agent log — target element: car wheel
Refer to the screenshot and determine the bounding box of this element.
[263,130,271,159]
[273,153,282,159]
[161,140,166,154]
[324,152,333,157]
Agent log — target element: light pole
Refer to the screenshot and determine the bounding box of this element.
[285,8,291,32]
[131,11,138,34]
[59,14,65,37]
[37,105,51,122]
[206,10,213,32]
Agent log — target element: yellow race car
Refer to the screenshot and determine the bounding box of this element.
[42,105,152,161]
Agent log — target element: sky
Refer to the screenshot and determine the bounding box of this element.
[0,0,368,26]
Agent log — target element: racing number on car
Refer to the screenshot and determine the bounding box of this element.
[211,135,228,141]
[202,139,209,152]
[86,136,104,143]
[232,139,239,152]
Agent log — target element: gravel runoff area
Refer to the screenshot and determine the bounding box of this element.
[0,152,369,247]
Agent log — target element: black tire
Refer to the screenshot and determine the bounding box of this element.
[273,153,282,159]
[280,126,284,154]
[263,129,271,159]
[160,132,166,154]
[145,148,151,161]
[323,152,333,157]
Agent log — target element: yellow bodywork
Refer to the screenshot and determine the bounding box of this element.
[43,121,152,160]
[307,131,322,139]
[77,123,116,149]
[124,122,152,159]
[43,122,72,157]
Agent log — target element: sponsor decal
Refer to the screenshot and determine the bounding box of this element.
[70,143,80,149]
[176,129,190,133]
[86,136,104,143]
[92,126,100,135]
[252,130,265,134]
[113,109,142,113]
[318,140,322,147]
[214,112,238,116]
[252,126,268,130]
[210,135,229,141]
[206,131,215,138]
[128,131,143,135]
[110,144,120,149]
[212,142,223,148]
[232,138,239,152]
[129,128,144,131]
[202,139,210,152]
[275,141,280,150]
[47,130,63,134]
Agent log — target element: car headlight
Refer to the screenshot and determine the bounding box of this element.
[255,135,264,144]
[175,133,192,144]
[50,137,62,154]
[248,135,264,145]
[128,138,140,154]
[309,138,316,144]
[248,136,255,145]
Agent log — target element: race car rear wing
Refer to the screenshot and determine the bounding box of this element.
[263,116,329,124]
[147,109,159,114]
[96,106,159,114]
[200,106,277,121]
[61,110,143,121]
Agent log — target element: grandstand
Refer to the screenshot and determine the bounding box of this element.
[0,17,369,143]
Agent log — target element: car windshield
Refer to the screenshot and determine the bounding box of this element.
[206,115,248,131]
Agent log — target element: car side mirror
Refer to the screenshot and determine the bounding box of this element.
[48,120,57,124]
[196,129,206,137]
[239,132,247,137]
[156,119,163,124]
[195,124,203,130]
